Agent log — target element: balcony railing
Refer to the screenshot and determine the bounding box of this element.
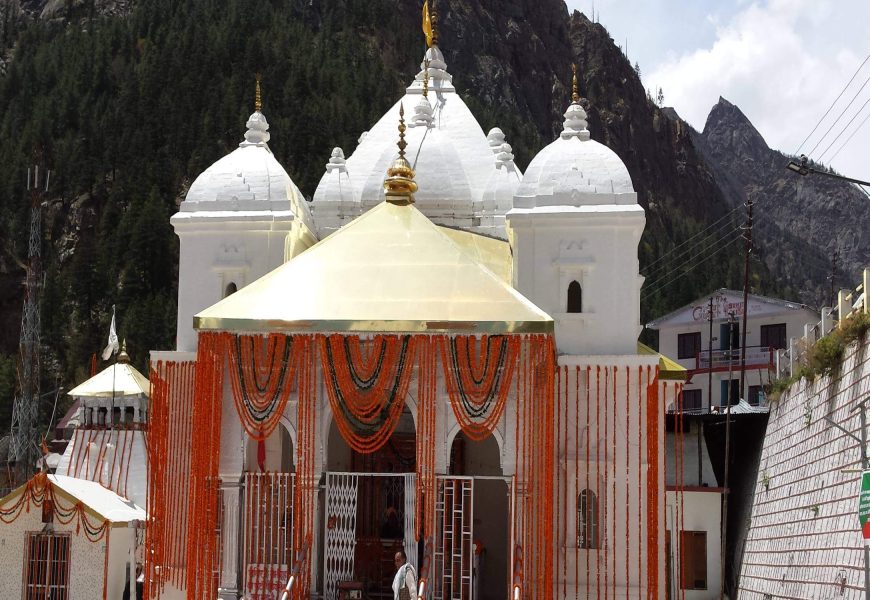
[694,345,774,372]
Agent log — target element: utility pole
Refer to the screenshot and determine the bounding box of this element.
[708,296,714,412]
[739,196,753,402]
[829,249,840,308]
[720,312,736,600]
[10,162,49,485]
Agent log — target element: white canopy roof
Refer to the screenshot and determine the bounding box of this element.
[67,361,150,398]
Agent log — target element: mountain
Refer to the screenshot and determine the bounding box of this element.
[0,0,810,429]
[688,97,869,306]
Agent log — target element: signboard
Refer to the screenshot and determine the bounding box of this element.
[858,470,870,539]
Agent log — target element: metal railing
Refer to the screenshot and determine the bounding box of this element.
[776,267,869,379]
[696,345,774,371]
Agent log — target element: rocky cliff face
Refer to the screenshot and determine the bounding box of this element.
[691,97,870,305]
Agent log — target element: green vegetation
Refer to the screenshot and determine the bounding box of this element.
[768,312,870,402]
[0,0,784,434]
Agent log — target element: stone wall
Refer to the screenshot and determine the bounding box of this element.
[738,335,870,598]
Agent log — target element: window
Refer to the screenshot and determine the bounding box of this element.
[24,532,70,599]
[720,322,740,350]
[680,530,707,589]
[577,489,599,549]
[720,379,740,406]
[748,385,764,406]
[681,389,702,411]
[224,282,238,298]
[760,323,787,350]
[677,332,702,360]
[567,281,582,313]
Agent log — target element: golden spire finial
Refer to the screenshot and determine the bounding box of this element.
[384,103,417,205]
[255,73,262,112]
[571,64,579,103]
[423,59,430,98]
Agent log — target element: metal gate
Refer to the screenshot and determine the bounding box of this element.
[324,472,360,600]
[243,472,294,600]
[433,477,474,600]
[323,472,417,600]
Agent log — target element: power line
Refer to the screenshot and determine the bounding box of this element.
[644,225,740,281]
[796,53,870,155]
[806,68,870,158]
[828,107,870,163]
[642,232,744,299]
[644,203,742,271]
[818,94,870,162]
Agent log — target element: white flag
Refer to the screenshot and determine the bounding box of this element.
[101,305,119,361]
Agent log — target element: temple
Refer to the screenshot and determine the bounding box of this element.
[113,7,679,600]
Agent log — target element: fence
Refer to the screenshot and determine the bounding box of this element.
[775,267,869,379]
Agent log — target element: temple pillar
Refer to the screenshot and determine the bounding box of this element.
[217,477,243,600]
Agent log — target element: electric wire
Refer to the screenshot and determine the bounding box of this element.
[644,223,739,281]
[806,68,870,158]
[817,95,870,162]
[644,203,742,270]
[641,231,744,298]
[827,105,870,162]
[795,53,870,155]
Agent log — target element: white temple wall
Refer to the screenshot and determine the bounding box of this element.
[172,215,296,353]
[508,209,645,356]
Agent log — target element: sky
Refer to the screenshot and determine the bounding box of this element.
[563,0,870,182]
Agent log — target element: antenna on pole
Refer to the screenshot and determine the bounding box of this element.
[10,154,50,485]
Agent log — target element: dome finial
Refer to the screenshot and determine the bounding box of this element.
[255,73,262,113]
[384,103,417,205]
[571,63,580,104]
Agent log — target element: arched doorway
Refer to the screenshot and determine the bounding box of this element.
[323,408,417,600]
[449,432,509,600]
[242,423,295,599]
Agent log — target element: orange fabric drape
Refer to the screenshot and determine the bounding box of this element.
[185,332,225,599]
[320,334,417,454]
[440,335,520,441]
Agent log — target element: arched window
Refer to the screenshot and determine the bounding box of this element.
[577,489,599,549]
[224,282,238,298]
[567,280,583,313]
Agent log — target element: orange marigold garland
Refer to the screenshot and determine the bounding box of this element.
[440,335,520,441]
[145,359,196,599]
[186,332,225,599]
[293,338,317,600]
[645,367,660,600]
[320,334,417,453]
[226,333,303,441]
[415,337,438,541]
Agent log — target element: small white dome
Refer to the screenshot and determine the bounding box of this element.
[514,100,634,208]
[181,111,314,230]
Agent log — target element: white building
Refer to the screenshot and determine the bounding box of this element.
[0,474,144,599]
[144,23,677,600]
[648,289,819,411]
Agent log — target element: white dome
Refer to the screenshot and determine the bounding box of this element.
[181,111,314,231]
[514,101,635,208]
[312,46,521,238]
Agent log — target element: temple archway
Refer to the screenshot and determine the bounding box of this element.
[448,432,509,600]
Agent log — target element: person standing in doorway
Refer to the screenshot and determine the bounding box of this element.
[393,550,417,600]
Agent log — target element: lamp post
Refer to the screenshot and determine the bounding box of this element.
[786,155,870,187]
[823,398,870,600]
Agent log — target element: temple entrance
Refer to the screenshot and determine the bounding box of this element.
[242,424,295,600]
[324,409,417,600]
[446,432,511,600]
